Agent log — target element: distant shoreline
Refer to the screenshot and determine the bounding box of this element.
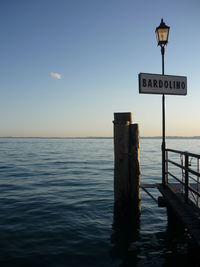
[1,136,200,140]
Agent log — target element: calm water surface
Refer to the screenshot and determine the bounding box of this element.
[0,138,199,266]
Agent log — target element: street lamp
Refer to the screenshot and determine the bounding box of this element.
[156,18,170,47]
[155,18,170,186]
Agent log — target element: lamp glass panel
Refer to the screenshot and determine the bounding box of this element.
[157,28,169,42]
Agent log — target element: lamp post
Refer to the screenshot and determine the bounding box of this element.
[155,18,170,186]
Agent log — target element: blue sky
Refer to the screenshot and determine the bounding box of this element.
[0,0,200,137]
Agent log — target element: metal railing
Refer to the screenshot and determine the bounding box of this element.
[165,148,200,208]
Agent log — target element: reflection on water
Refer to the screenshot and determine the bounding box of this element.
[111,210,140,266]
[111,198,200,267]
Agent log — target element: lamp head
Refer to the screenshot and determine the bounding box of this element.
[155,18,170,46]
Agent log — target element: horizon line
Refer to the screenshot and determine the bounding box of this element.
[1,136,200,139]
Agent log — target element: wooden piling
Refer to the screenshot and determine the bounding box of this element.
[113,112,141,227]
[129,123,141,212]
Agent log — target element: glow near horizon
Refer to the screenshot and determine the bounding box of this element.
[0,0,200,137]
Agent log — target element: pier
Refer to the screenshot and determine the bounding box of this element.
[143,148,200,248]
[113,112,200,249]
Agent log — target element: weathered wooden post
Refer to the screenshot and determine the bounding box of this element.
[113,112,141,227]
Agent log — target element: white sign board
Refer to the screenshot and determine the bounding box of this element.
[139,73,187,95]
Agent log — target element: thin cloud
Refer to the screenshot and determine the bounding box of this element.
[49,72,62,80]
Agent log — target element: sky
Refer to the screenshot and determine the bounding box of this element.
[0,0,200,137]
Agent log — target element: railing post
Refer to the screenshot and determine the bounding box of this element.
[181,154,184,194]
[165,149,168,184]
[197,159,200,207]
[185,154,189,202]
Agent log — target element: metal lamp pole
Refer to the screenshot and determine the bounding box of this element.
[161,45,165,186]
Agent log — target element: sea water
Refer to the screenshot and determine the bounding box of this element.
[0,138,199,267]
